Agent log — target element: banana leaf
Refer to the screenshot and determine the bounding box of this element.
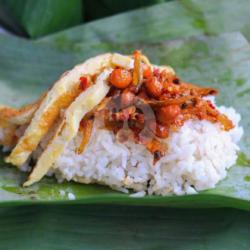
[83,0,167,21]
[39,0,250,51]
[0,32,250,210]
[0,34,77,107]
[0,0,83,38]
[0,205,249,250]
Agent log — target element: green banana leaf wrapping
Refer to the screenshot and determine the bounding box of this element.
[0,32,249,210]
[83,0,168,21]
[0,0,83,38]
[0,206,249,250]
[39,0,250,50]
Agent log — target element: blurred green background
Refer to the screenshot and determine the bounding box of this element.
[0,0,172,38]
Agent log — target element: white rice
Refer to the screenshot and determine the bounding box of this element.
[0,97,243,196]
[67,192,76,200]
[130,191,146,198]
[52,98,243,196]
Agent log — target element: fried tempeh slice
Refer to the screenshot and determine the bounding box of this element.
[23,69,111,186]
[6,54,112,167]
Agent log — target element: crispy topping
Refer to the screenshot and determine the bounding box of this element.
[120,89,135,108]
[132,50,142,85]
[77,118,94,154]
[157,105,181,125]
[19,51,232,166]
[143,64,152,78]
[96,51,234,163]
[109,68,132,89]
[148,119,168,139]
[217,114,234,131]
[173,78,180,85]
[146,139,167,164]
[145,76,163,98]
[112,106,136,122]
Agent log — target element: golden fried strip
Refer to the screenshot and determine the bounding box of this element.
[23,69,111,186]
[6,54,112,167]
[76,119,94,154]
[0,93,45,127]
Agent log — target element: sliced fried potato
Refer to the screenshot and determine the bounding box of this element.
[23,69,111,186]
[6,53,112,167]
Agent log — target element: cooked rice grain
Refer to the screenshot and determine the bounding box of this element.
[53,101,243,196]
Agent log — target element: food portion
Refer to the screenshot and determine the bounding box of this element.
[0,51,243,195]
[5,54,112,167]
[24,69,111,186]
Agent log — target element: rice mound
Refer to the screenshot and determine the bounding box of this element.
[53,99,243,195]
